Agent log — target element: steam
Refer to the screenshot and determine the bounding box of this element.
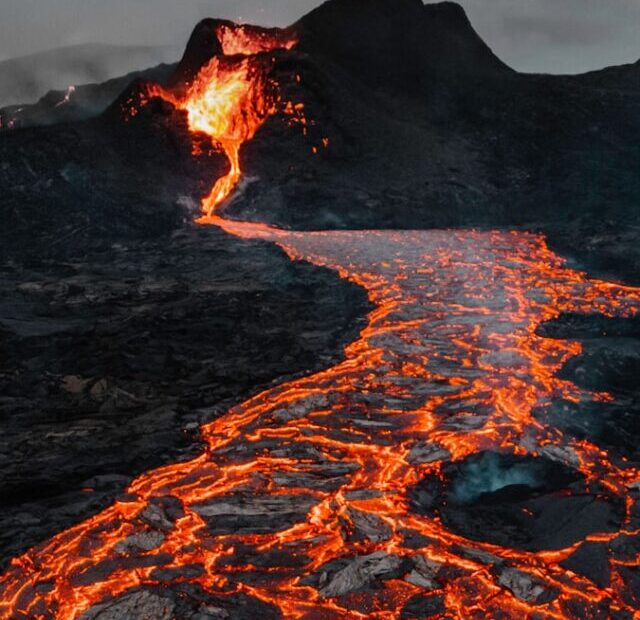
[451,452,543,504]
[0,44,179,108]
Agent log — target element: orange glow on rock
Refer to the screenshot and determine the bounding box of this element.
[146,23,297,216]
[215,24,297,56]
[2,223,640,619]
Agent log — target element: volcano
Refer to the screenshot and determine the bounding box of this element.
[2,1,640,619]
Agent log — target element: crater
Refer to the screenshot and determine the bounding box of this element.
[409,451,624,551]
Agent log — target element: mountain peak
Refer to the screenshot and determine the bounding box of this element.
[296,0,511,92]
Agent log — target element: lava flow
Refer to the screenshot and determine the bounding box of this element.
[3,22,640,620]
[2,225,640,619]
[145,23,298,216]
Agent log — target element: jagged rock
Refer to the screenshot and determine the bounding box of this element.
[342,507,392,542]
[497,567,559,605]
[271,460,359,491]
[618,566,640,609]
[609,533,640,561]
[71,554,173,587]
[399,528,436,549]
[560,542,610,588]
[114,531,165,555]
[62,375,90,395]
[540,444,580,469]
[400,593,446,619]
[407,442,451,465]
[193,604,230,619]
[150,564,204,582]
[136,496,184,533]
[453,546,504,566]
[271,394,329,422]
[192,493,317,534]
[89,379,111,402]
[316,551,406,598]
[344,489,383,501]
[404,556,441,591]
[440,415,486,431]
[78,589,174,619]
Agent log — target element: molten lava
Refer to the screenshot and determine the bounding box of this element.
[3,20,640,620]
[216,23,297,56]
[2,225,640,619]
[181,55,273,214]
[144,23,296,216]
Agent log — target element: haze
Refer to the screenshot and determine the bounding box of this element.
[1,0,639,74]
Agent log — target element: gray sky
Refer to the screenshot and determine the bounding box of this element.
[1,0,639,74]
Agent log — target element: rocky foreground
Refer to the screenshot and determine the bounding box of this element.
[2,228,640,618]
[0,225,370,568]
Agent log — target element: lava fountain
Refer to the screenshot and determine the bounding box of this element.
[146,23,298,217]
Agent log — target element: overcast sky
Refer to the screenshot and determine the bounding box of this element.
[2,0,639,74]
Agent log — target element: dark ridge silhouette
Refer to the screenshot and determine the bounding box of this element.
[169,19,224,90]
[296,0,512,93]
[0,43,178,108]
[573,57,640,91]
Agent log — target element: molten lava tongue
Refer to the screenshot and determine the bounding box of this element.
[181,56,268,216]
[201,141,242,215]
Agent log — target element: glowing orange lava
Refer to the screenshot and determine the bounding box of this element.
[216,23,297,56]
[2,223,640,619]
[183,55,273,214]
[145,23,297,216]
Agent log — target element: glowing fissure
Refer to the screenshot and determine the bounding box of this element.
[3,24,640,620]
[181,55,270,215]
[216,24,297,56]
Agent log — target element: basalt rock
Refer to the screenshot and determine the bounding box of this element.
[535,312,640,462]
[496,567,559,605]
[0,226,371,568]
[309,551,408,598]
[410,451,625,551]
[79,586,281,620]
[560,542,611,588]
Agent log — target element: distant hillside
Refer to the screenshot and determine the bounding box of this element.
[0,43,180,108]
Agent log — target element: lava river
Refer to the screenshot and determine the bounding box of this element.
[2,218,640,618]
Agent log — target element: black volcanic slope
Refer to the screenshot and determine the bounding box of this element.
[229,0,639,279]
